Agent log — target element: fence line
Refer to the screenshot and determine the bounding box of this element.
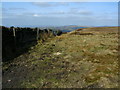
[2,26,58,62]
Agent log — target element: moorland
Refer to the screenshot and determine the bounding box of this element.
[2,26,119,88]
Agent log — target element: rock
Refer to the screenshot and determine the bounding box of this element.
[53,52,62,55]
[7,80,11,82]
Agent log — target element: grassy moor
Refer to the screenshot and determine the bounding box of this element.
[2,27,118,88]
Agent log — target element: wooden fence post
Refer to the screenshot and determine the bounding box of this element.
[48,29,50,37]
[13,27,16,48]
[37,28,39,40]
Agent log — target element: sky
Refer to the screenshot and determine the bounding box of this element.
[2,2,118,27]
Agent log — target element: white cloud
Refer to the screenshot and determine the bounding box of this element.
[33,14,39,17]
[68,8,93,15]
[32,2,69,7]
[77,11,92,15]
[9,8,25,10]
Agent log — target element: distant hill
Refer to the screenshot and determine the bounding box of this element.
[41,25,90,32]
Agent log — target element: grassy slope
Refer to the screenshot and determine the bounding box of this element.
[3,27,118,88]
